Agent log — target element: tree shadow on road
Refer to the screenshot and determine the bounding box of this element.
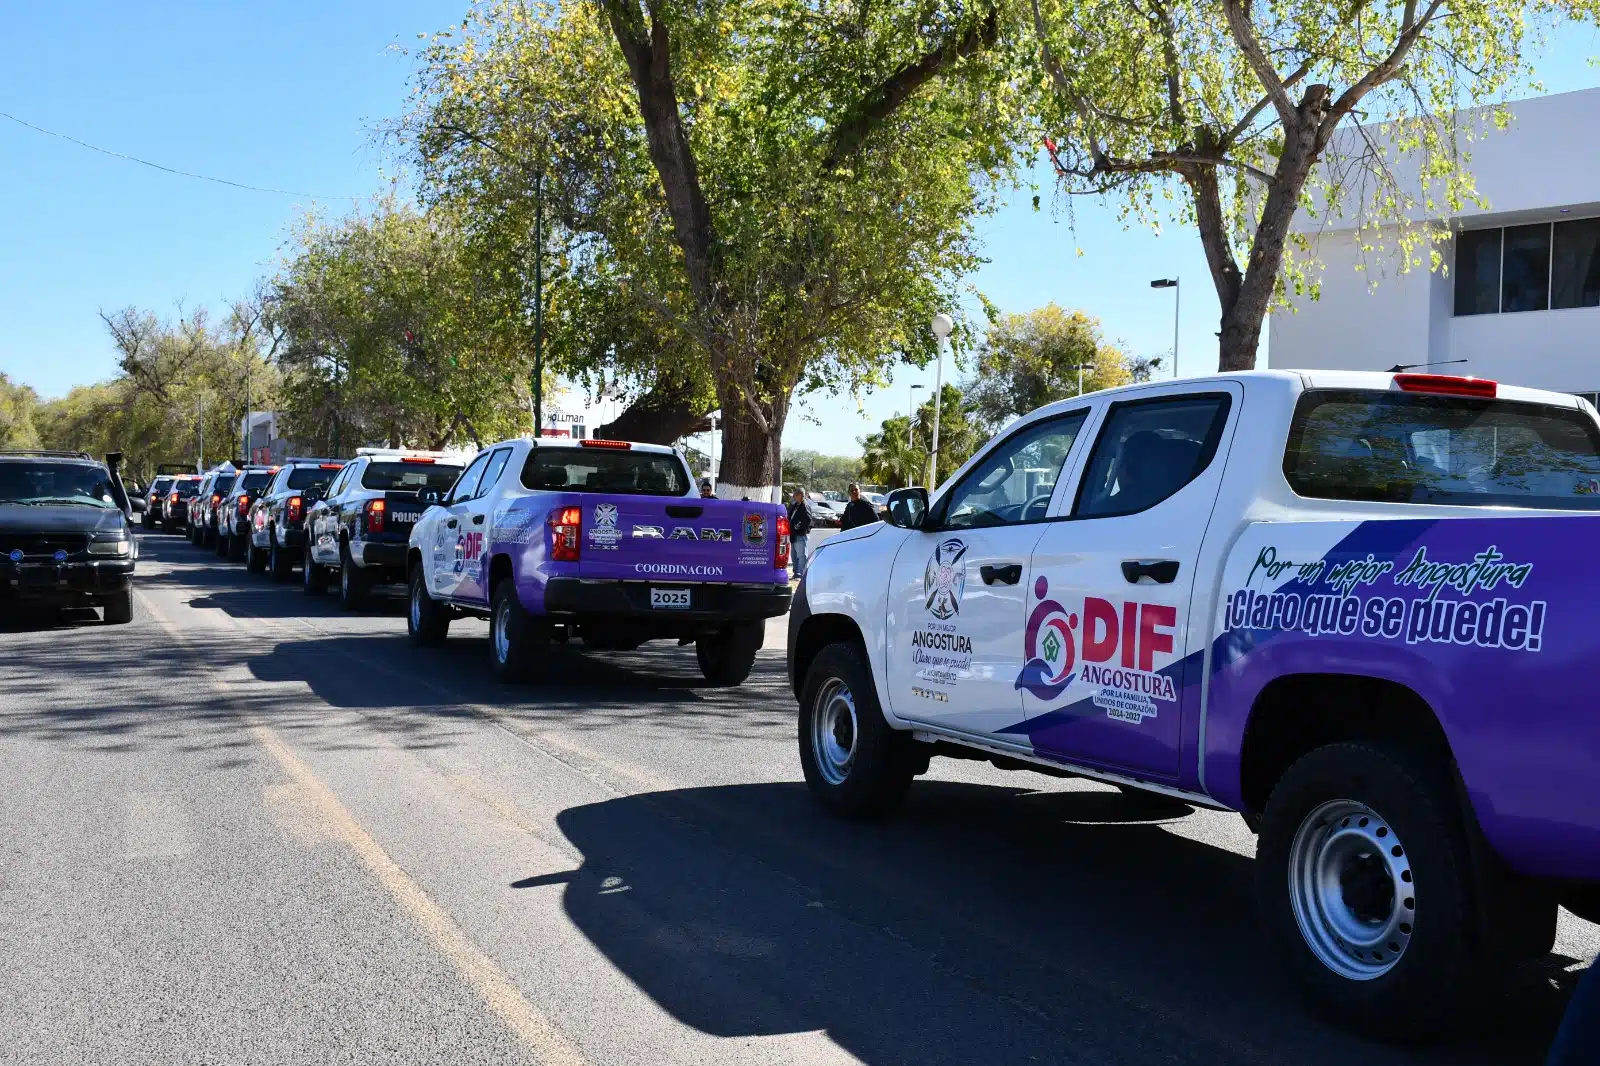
[524,780,1577,1066]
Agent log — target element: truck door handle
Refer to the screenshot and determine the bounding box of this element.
[980,563,1023,585]
[1122,559,1179,584]
[446,519,458,529]
[472,514,484,525]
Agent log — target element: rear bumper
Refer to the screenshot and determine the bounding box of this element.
[1,560,133,606]
[280,527,307,550]
[358,541,408,569]
[542,578,791,623]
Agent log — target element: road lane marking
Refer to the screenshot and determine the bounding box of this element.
[138,591,591,1066]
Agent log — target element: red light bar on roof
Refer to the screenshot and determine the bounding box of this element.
[579,439,632,450]
[400,457,436,464]
[1394,374,1497,398]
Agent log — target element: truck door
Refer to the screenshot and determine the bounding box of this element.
[1019,385,1240,781]
[885,410,1092,737]
[452,447,512,605]
[434,450,491,602]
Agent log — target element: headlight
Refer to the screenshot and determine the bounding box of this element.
[89,536,131,557]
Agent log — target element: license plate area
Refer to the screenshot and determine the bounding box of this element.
[650,586,692,610]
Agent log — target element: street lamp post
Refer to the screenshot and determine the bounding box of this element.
[1151,278,1179,378]
[532,170,545,439]
[930,313,953,489]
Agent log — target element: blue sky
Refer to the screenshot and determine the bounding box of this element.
[2,3,1597,455]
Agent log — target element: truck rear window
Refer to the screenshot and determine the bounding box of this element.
[240,472,273,491]
[285,467,334,490]
[1284,390,1600,508]
[361,461,463,492]
[521,449,690,495]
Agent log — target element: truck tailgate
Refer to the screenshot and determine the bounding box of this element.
[576,497,786,584]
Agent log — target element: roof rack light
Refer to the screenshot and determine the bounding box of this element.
[579,439,632,450]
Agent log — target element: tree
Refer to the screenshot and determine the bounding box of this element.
[1026,0,1594,370]
[966,303,1137,432]
[860,415,924,489]
[860,383,982,488]
[411,0,1025,498]
[0,373,41,448]
[782,450,861,493]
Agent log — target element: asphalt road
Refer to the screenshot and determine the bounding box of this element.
[1,531,1594,1066]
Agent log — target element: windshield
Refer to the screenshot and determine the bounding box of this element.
[286,467,336,490]
[0,461,120,508]
[361,461,463,492]
[1285,390,1600,508]
[520,448,691,495]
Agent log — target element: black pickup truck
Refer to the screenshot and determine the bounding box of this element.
[0,450,142,624]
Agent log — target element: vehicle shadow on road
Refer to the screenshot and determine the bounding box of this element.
[526,780,1576,1066]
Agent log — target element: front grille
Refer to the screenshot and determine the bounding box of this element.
[0,533,91,557]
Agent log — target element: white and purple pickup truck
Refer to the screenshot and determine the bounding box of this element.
[788,369,1600,1038]
[407,437,791,684]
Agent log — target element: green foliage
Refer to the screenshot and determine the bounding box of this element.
[267,201,544,455]
[965,303,1138,432]
[0,373,41,448]
[781,450,861,494]
[860,383,982,488]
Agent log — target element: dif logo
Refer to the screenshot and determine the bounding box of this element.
[1015,575,1177,700]
[453,531,484,574]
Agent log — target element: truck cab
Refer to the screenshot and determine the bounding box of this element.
[790,369,1600,1038]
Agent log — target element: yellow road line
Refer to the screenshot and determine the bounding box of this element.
[138,590,591,1066]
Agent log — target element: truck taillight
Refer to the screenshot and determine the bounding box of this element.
[287,496,303,524]
[549,505,582,561]
[775,513,791,570]
[169,492,179,506]
[365,499,386,534]
[237,496,251,517]
[211,493,222,506]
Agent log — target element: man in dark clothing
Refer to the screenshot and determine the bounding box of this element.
[786,488,813,580]
[840,483,879,531]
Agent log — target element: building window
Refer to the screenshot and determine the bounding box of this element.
[1554,218,1600,309]
[1502,223,1551,312]
[1454,228,1501,315]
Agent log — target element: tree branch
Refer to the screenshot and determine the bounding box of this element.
[1320,0,1448,140]
[820,6,999,172]
[1221,0,1300,131]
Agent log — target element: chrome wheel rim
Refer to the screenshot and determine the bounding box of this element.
[1288,799,1414,980]
[410,580,423,631]
[810,678,858,786]
[493,598,512,663]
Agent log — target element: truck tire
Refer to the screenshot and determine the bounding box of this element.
[189,522,201,546]
[338,542,368,610]
[408,567,450,647]
[302,549,327,596]
[102,590,134,625]
[1257,741,1488,1040]
[268,535,293,583]
[695,621,763,686]
[214,529,229,557]
[798,641,918,820]
[227,530,247,562]
[488,579,539,682]
[247,538,268,574]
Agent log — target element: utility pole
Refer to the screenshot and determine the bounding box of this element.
[532,170,545,440]
[930,314,953,489]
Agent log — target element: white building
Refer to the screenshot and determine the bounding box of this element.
[1271,88,1600,403]
[539,381,625,440]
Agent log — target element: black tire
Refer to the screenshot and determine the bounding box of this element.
[798,641,918,820]
[337,541,368,610]
[227,529,247,562]
[102,589,133,625]
[695,620,764,686]
[488,579,540,682]
[268,535,293,583]
[407,566,450,647]
[246,538,268,573]
[214,529,229,557]
[189,522,201,546]
[302,547,327,596]
[1257,741,1491,1041]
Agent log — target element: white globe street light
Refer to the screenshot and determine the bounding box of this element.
[929,314,953,488]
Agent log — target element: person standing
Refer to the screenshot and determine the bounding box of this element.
[787,487,813,580]
[840,483,879,531]
[699,477,716,499]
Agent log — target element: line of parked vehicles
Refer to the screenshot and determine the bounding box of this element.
[129,368,1600,1044]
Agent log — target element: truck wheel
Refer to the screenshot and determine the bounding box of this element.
[302,549,327,596]
[268,536,293,583]
[798,641,917,820]
[212,528,227,556]
[247,539,268,574]
[408,567,450,647]
[1257,741,1487,1040]
[695,621,763,685]
[338,543,368,610]
[189,523,201,546]
[103,590,133,625]
[227,531,247,562]
[489,579,539,682]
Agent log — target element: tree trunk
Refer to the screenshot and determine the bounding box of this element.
[715,390,785,502]
[594,384,712,444]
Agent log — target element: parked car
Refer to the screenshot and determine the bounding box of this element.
[187,468,237,549]
[407,437,792,683]
[789,369,1600,1040]
[216,466,278,561]
[162,475,202,531]
[0,449,141,623]
[804,492,841,528]
[246,458,345,580]
[304,449,463,606]
[142,476,174,529]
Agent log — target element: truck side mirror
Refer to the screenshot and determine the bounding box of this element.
[419,488,443,506]
[885,487,929,530]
